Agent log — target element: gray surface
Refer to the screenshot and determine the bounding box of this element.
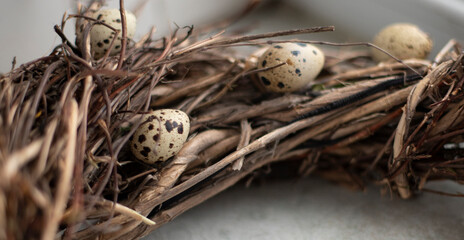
[146,179,464,240]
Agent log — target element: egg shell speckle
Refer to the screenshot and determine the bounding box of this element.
[88,8,136,59]
[130,109,190,164]
[257,43,324,92]
[371,23,433,62]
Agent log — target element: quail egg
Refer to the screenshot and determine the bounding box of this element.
[87,8,136,59]
[257,42,325,92]
[371,23,433,62]
[130,109,190,164]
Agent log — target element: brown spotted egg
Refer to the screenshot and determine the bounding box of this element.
[130,109,190,164]
[371,23,433,62]
[88,8,136,59]
[257,42,324,92]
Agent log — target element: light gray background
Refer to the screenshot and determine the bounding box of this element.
[0,0,250,73]
[1,0,464,73]
[1,1,463,239]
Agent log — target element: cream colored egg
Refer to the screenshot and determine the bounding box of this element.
[130,109,190,164]
[89,8,137,59]
[257,42,324,92]
[371,23,433,62]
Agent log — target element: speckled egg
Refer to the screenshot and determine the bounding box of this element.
[257,42,325,92]
[371,23,433,62]
[89,8,137,59]
[130,109,190,164]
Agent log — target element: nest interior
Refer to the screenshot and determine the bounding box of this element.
[1,2,464,240]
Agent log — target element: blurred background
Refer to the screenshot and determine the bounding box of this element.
[1,0,463,239]
[1,0,464,73]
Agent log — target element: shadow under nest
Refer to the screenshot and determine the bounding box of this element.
[1,5,464,240]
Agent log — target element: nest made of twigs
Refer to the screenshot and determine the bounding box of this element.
[1,1,464,239]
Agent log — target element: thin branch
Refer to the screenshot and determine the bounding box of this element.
[117,0,128,69]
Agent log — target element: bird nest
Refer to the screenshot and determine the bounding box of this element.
[1,2,464,239]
